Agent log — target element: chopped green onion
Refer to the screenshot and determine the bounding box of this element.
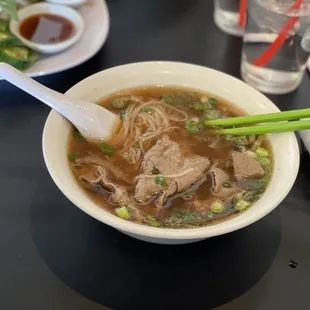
[235,136,249,146]
[120,111,126,120]
[100,143,116,156]
[193,102,212,110]
[185,119,198,135]
[222,181,232,188]
[211,201,224,213]
[144,215,161,227]
[207,211,214,219]
[255,147,270,158]
[235,200,250,211]
[208,97,217,105]
[225,134,233,141]
[183,212,197,223]
[154,176,168,188]
[161,94,173,104]
[68,152,77,160]
[258,157,271,167]
[116,206,131,219]
[142,106,153,113]
[112,99,128,109]
[226,160,231,168]
[203,109,220,120]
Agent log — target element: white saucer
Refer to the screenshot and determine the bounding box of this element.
[13,0,109,78]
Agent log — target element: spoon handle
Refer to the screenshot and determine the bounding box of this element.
[0,62,86,118]
[0,63,117,140]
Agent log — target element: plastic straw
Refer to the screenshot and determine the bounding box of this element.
[238,0,247,26]
[252,0,304,67]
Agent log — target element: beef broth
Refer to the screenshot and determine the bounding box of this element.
[68,86,273,228]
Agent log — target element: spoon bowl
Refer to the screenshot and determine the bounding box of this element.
[0,63,118,141]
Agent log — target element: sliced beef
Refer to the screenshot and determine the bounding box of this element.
[174,158,209,192]
[134,178,162,203]
[134,135,210,206]
[231,151,264,181]
[141,135,182,174]
[76,153,132,184]
[209,167,241,198]
[80,166,129,205]
[209,167,229,193]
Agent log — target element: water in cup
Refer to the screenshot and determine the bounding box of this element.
[214,0,246,36]
[241,0,310,94]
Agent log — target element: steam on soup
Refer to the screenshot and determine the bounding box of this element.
[68,87,272,228]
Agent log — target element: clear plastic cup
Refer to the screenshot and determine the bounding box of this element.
[241,0,310,94]
[214,0,246,37]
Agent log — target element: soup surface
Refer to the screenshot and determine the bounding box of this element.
[68,86,272,228]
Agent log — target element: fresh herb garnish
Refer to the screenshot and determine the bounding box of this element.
[225,134,233,141]
[185,119,198,135]
[161,94,173,104]
[208,97,217,105]
[193,102,212,110]
[154,176,168,188]
[100,143,116,156]
[142,106,153,113]
[144,215,161,227]
[68,152,77,160]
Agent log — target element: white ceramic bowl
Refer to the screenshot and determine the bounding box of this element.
[10,3,84,54]
[42,61,300,244]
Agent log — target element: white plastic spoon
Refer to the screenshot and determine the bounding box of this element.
[0,63,118,141]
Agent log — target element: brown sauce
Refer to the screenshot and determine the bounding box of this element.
[19,14,74,44]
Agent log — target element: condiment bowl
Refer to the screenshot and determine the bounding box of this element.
[10,3,84,54]
[42,61,300,244]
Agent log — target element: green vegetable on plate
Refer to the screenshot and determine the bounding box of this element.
[0,46,37,70]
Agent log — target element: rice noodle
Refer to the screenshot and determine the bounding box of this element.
[112,96,189,163]
[134,168,194,181]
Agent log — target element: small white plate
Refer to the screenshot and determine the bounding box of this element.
[11,0,109,78]
[46,0,87,8]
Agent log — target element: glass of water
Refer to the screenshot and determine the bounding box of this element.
[214,0,246,36]
[241,0,310,94]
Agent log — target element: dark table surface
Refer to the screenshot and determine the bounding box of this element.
[1,1,310,309]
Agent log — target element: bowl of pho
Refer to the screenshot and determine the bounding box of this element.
[43,61,299,244]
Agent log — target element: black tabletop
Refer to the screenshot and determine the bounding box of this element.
[1,1,310,309]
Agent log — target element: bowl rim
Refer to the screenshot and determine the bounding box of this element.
[10,2,84,51]
[42,61,300,240]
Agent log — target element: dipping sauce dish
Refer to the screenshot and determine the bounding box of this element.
[10,3,84,54]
